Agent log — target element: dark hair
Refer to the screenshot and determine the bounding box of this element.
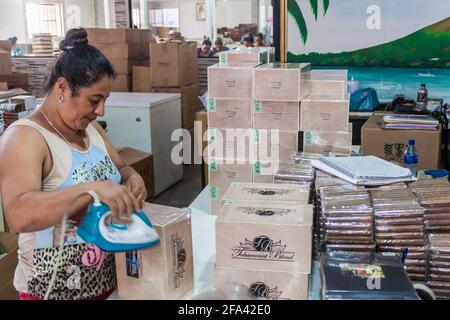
[45,27,116,96]
[243,35,254,43]
[256,32,264,39]
[202,39,212,46]
[215,38,223,46]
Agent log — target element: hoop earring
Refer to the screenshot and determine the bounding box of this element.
[59,96,64,103]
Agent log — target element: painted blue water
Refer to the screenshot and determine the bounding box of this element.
[314,66,450,104]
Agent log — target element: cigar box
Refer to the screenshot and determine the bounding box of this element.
[207,98,253,129]
[208,63,258,100]
[309,70,348,99]
[253,63,311,102]
[115,203,193,299]
[252,129,299,162]
[301,123,353,156]
[214,266,309,300]
[216,200,313,273]
[219,47,271,65]
[207,128,253,161]
[208,157,253,189]
[210,185,227,216]
[253,100,300,131]
[300,93,349,132]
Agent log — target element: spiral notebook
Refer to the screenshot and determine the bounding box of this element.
[311,156,416,186]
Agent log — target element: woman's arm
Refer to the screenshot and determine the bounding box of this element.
[0,126,140,233]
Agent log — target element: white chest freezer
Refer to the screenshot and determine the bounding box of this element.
[102,92,183,196]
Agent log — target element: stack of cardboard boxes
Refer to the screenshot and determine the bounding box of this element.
[300,70,352,156]
[0,41,12,79]
[86,28,152,92]
[214,183,313,300]
[150,42,200,162]
[0,41,28,92]
[12,56,54,97]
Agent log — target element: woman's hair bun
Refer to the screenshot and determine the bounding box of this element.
[59,27,89,51]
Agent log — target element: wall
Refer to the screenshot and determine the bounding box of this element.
[179,0,208,39]
[0,0,27,42]
[215,0,253,28]
[65,0,97,29]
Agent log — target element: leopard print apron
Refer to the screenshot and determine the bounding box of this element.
[7,119,122,300]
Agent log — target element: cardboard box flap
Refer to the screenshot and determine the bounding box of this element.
[223,183,310,203]
[142,203,190,227]
[217,201,313,226]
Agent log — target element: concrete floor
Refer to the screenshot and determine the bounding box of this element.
[152,164,204,208]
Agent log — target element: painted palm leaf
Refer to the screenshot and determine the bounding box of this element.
[323,0,330,15]
[310,0,318,20]
[288,0,308,44]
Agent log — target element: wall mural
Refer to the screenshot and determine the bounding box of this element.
[286,0,450,103]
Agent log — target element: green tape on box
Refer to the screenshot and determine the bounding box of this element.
[210,159,217,171]
[254,129,260,144]
[210,186,218,200]
[254,101,262,113]
[219,52,227,63]
[254,161,261,175]
[304,131,313,146]
[208,98,217,112]
[208,128,216,142]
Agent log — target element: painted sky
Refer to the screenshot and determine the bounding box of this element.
[288,0,450,54]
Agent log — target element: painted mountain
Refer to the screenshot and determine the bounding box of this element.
[288,17,450,68]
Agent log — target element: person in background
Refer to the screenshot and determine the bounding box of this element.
[212,38,229,56]
[242,35,254,48]
[198,39,213,57]
[255,32,265,47]
[168,29,176,41]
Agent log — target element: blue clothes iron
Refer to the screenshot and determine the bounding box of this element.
[76,201,160,252]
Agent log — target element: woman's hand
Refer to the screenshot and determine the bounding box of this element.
[92,180,140,224]
[124,173,147,208]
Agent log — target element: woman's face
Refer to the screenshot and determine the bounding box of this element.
[60,75,114,131]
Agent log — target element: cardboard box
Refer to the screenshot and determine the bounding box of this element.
[86,28,145,44]
[210,185,226,215]
[301,123,353,156]
[0,73,28,91]
[112,74,132,92]
[0,82,7,91]
[207,98,252,129]
[116,203,193,299]
[208,128,253,161]
[117,147,154,199]
[219,47,271,65]
[150,42,198,87]
[252,129,299,162]
[214,266,309,300]
[0,41,12,76]
[253,101,300,131]
[361,114,441,170]
[0,232,19,300]
[309,69,348,98]
[110,59,149,74]
[152,83,201,129]
[208,63,257,100]
[300,93,349,132]
[95,43,149,60]
[216,200,313,273]
[222,183,310,204]
[208,158,253,188]
[132,66,152,92]
[253,63,311,102]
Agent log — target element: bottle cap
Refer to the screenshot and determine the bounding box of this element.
[409,139,415,145]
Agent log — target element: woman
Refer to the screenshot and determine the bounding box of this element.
[212,38,229,56]
[197,39,213,57]
[0,28,147,300]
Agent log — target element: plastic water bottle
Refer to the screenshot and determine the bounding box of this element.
[404,139,418,177]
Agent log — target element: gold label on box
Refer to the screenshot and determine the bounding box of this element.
[254,101,262,113]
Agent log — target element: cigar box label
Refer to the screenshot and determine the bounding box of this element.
[208,128,216,142]
[210,159,217,171]
[231,236,295,262]
[254,101,262,113]
[271,81,283,90]
[248,282,282,300]
[172,233,187,289]
[304,131,313,146]
[208,98,217,112]
[239,206,295,217]
[225,80,236,88]
[339,263,385,279]
[210,186,218,200]
[254,161,261,175]
[224,200,235,206]
[125,250,140,279]
[243,187,290,196]
[230,182,240,187]
[219,52,227,63]
[254,129,260,143]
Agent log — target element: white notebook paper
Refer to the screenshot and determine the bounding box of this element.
[311,156,416,186]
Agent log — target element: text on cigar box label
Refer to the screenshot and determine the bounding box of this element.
[231,236,295,262]
[238,207,296,217]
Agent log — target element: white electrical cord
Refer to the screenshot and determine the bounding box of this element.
[44,190,101,300]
